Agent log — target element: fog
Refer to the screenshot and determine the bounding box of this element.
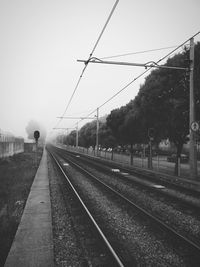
[0,0,199,139]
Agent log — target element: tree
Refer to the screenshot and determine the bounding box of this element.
[106,101,144,164]
[98,122,117,149]
[79,121,97,149]
[134,42,200,175]
[78,116,114,150]
[106,106,128,144]
[65,130,76,146]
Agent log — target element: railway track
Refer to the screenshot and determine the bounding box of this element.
[48,145,200,266]
[58,147,200,246]
[48,148,125,266]
[54,146,200,213]
[66,148,200,196]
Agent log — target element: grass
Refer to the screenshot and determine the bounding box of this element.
[0,147,43,266]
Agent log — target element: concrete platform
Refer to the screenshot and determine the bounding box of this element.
[5,148,54,267]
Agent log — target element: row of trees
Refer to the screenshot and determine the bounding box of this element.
[60,42,200,175]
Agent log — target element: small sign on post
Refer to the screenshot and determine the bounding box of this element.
[34,130,40,166]
[191,121,200,132]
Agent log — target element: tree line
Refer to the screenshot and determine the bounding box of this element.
[61,42,200,175]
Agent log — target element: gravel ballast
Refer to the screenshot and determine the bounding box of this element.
[47,148,200,266]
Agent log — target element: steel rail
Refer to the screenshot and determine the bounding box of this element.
[48,149,125,267]
[64,147,200,195]
[54,147,200,204]
[69,150,200,209]
[57,149,200,254]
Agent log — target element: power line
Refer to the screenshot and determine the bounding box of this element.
[90,0,119,57]
[70,31,200,129]
[99,45,178,60]
[157,31,200,64]
[94,31,200,111]
[54,0,119,129]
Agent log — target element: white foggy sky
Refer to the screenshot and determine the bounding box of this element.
[0,0,199,139]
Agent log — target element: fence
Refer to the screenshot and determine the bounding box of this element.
[59,144,200,180]
[0,131,24,158]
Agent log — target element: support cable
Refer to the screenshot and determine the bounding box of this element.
[54,0,119,129]
[92,31,200,111]
[99,45,178,60]
[71,31,200,130]
[157,31,200,64]
[90,0,119,57]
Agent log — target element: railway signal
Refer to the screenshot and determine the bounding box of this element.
[34,130,40,166]
[34,130,40,142]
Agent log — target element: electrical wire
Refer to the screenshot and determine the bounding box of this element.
[54,0,119,129]
[157,31,200,64]
[97,31,200,110]
[99,45,178,60]
[90,0,119,57]
[70,31,200,130]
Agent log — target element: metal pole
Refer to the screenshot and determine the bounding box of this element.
[148,139,153,169]
[189,38,197,179]
[35,140,38,167]
[77,59,188,71]
[157,154,159,171]
[62,131,64,145]
[66,129,69,147]
[76,123,79,148]
[96,108,99,156]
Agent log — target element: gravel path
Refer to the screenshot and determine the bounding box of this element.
[47,149,200,266]
[48,153,117,266]
[48,154,83,266]
[62,157,193,266]
[71,155,200,243]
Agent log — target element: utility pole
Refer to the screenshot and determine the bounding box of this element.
[62,130,65,145]
[76,123,79,148]
[96,108,99,156]
[56,117,95,149]
[34,131,40,167]
[53,127,75,146]
[189,37,197,179]
[148,128,154,170]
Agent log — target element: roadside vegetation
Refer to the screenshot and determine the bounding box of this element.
[0,147,43,266]
[59,42,200,175]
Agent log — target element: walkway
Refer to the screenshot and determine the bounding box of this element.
[5,149,54,267]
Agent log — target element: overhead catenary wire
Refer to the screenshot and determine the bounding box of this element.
[71,31,200,130]
[95,31,200,110]
[54,0,119,129]
[99,45,178,60]
[157,31,200,64]
[90,0,119,57]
